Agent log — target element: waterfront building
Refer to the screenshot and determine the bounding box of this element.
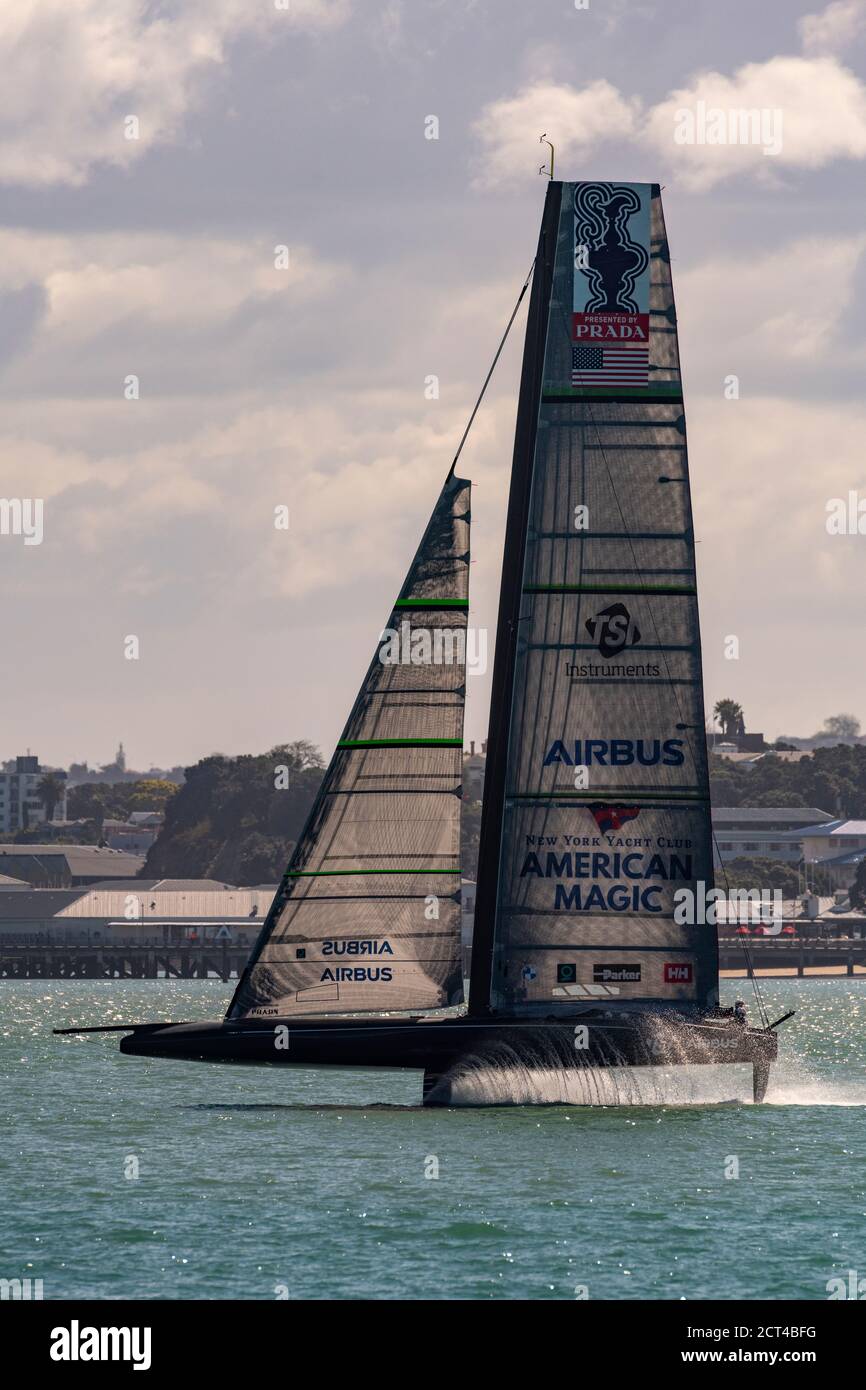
[712,807,835,866]
[462,742,486,801]
[0,878,272,946]
[0,755,68,834]
[0,843,144,887]
[799,820,866,891]
[102,811,164,856]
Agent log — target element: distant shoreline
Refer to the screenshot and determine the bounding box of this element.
[721,965,866,978]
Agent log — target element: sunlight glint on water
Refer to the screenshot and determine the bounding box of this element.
[2,976,866,1300]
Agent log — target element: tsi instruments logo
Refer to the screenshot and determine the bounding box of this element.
[568,601,660,681]
[585,602,640,658]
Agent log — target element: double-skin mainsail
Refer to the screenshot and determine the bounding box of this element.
[470,180,718,1018]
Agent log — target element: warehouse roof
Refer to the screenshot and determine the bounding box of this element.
[712,807,834,824]
[85,878,233,892]
[0,880,270,921]
[798,820,866,838]
[0,845,145,878]
[0,889,87,918]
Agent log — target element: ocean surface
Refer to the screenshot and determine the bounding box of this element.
[2,977,865,1301]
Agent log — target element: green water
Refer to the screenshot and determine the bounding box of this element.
[2,978,865,1300]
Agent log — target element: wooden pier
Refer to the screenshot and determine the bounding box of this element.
[719,936,866,977]
[4,937,866,983]
[0,944,249,982]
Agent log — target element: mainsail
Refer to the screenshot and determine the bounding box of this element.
[229,472,470,1019]
[471,181,717,1015]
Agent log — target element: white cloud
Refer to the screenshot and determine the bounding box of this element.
[0,227,348,404]
[0,374,513,761]
[472,80,639,189]
[800,0,866,55]
[0,0,349,186]
[36,232,336,330]
[676,234,866,376]
[646,56,866,189]
[690,393,866,738]
[475,38,866,193]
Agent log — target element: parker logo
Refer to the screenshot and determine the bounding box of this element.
[593,963,641,983]
[585,602,640,658]
[663,962,693,984]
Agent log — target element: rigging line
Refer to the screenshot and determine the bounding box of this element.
[547,275,769,1026]
[447,258,537,479]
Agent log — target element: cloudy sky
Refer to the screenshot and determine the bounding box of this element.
[1,0,865,770]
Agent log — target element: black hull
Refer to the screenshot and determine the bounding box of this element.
[108,1010,778,1104]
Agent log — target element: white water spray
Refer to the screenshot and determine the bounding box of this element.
[434,1014,755,1106]
[438,1011,866,1109]
[444,1062,752,1106]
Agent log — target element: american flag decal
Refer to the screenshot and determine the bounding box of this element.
[572,341,649,388]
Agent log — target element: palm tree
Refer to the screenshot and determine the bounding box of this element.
[713,699,744,738]
[37,772,65,823]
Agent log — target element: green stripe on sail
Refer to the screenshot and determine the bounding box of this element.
[337,738,462,750]
[542,385,683,402]
[523,583,695,596]
[284,867,460,878]
[393,598,468,608]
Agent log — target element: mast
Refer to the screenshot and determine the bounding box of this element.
[470,183,562,1015]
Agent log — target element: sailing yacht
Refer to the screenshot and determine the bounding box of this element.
[58,180,782,1103]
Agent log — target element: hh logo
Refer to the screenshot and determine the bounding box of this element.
[585,603,640,658]
[664,963,693,983]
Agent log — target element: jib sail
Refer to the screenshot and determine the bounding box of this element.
[229,472,470,1019]
[471,181,717,1014]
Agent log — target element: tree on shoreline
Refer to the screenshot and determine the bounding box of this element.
[36,772,65,823]
[141,745,326,885]
[850,859,866,911]
[713,699,744,738]
[820,713,860,740]
[709,745,866,819]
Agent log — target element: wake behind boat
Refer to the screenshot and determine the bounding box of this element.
[56,178,784,1103]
